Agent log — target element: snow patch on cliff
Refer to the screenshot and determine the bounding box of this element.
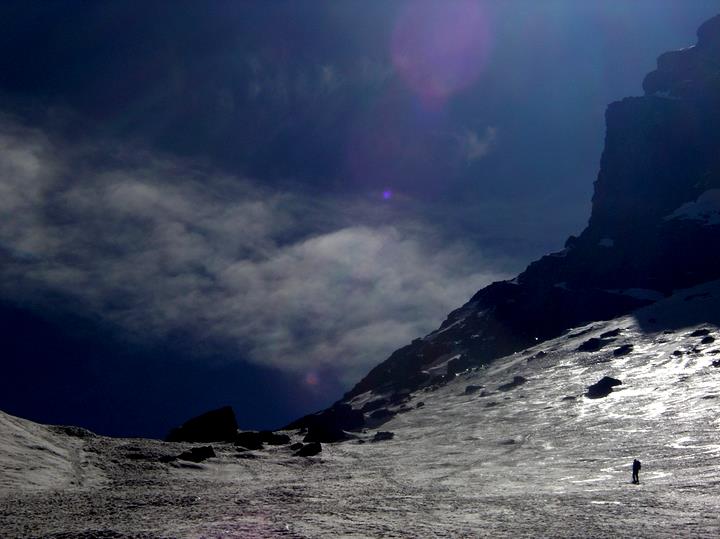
[665,189,720,226]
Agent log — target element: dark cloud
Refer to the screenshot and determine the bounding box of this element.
[0,117,504,384]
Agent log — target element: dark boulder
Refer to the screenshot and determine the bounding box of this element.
[600,328,622,339]
[289,442,304,451]
[259,431,291,445]
[464,385,484,395]
[701,336,715,345]
[613,344,634,357]
[233,431,287,449]
[285,403,364,444]
[294,442,322,457]
[416,401,425,409]
[372,431,395,442]
[166,406,238,443]
[586,376,622,399]
[235,431,264,450]
[497,376,527,392]
[690,328,711,337]
[577,338,615,353]
[177,446,216,463]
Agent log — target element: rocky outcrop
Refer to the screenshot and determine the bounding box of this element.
[497,376,527,392]
[234,431,264,450]
[643,15,720,100]
[166,406,238,443]
[234,430,291,449]
[284,403,364,443]
[690,328,711,337]
[613,344,634,357]
[294,442,322,457]
[577,338,616,353]
[372,431,395,442]
[586,377,622,399]
[177,446,216,463]
[260,431,291,445]
[345,283,647,400]
[49,425,96,438]
[332,14,720,405]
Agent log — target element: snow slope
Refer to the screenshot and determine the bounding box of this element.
[2,281,720,537]
[0,411,103,493]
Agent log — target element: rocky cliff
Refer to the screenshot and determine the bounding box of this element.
[327,14,720,407]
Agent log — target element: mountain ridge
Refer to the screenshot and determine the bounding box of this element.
[324,13,720,411]
[3,278,720,537]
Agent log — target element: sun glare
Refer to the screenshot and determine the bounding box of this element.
[391,0,493,104]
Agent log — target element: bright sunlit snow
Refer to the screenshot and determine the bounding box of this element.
[2,282,720,537]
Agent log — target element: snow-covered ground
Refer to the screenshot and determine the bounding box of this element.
[2,282,720,538]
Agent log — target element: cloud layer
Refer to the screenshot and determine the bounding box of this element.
[0,117,505,384]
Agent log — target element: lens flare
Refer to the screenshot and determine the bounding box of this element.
[304,372,320,386]
[391,0,493,103]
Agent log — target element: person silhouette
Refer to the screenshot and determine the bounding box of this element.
[632,459,641,484]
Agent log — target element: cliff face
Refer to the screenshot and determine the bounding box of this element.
[338,15,720,402]
[590,16,720,244]
[642,14,720,101]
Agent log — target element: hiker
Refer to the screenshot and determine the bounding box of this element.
[632,459,641,484]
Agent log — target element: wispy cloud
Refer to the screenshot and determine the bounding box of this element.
[0,117,505,384]
[459,126,497,164]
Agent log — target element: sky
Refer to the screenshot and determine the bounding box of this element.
[1,0,718,438]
